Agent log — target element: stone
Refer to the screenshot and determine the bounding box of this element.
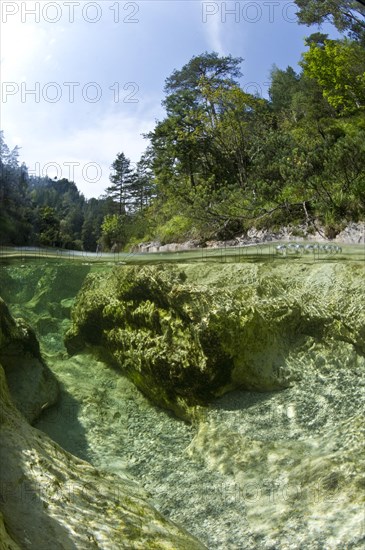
[335,221,365,244]
[65,262,365,421]
[65,266,232,420]
[0,297,59,423]
[0,510,21,549]
[186,413,365,544]
[0,363,206,549]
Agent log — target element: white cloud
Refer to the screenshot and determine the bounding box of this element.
[21,106,161,199]
[201,1,225,54]
[0,17,48,80]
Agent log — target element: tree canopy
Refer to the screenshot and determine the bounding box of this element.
[295,0,365,42]
[1,35,364,249]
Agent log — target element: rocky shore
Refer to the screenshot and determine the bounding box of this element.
[135,221,365,253]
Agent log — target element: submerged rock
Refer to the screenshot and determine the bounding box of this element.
[0,363,206,549]
[0,297,59,423]
[65,266,234,420]
[65,262,365,420]
[0,262,94,364]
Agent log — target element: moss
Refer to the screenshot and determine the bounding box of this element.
[65,262,365,420]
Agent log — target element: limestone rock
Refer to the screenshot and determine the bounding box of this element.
[65,266,233,420]
[187,413,365,545]
[0,510,20,550]
[0,297,59,423]
[65,262,365,420]
[335,221,365,244]
[0,363,206,549]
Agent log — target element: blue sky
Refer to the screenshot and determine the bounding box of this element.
[0,1,338,198]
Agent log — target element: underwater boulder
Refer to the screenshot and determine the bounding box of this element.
[0,363,206,549]
[65,262,365,420]
[0,297,59,423]
[65,266,235,420]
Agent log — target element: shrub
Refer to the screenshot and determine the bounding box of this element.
[156,215,194,244]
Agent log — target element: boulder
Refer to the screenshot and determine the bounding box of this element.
[0,297,59,423]
[65,266,233,420]
[0,363,206,549]
[65,262,365,421]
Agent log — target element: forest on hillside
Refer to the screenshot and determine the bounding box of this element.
[1,0,364,251]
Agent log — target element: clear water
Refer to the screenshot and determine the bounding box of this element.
[1,254,364,549]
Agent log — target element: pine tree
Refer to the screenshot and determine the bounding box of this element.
[128,151,155,212]
[106,152,134,215]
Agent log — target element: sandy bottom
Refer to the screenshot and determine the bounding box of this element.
[35,336,365,550]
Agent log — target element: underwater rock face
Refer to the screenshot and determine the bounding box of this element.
[65,266,239,420]
[0,297,59,423]
[0,364,206,549]
[0,510,20,549]
[65,262,365,420]
[1,259,363,548]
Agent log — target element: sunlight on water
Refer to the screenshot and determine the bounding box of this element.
[1,254,364,549]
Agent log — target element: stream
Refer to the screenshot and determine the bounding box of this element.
[1,257,364,549]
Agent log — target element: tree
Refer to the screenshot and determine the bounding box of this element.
[163,51,243,109]
[149,52,245,194]
[151,52,245,191]
[128,150,156,212]
[0,133,35,244]
[100,213,126,250]
[198,83,272,190]
[38,206,60,246]
[295,0,365,42]
[106,152,134,215]
[81,198,105,251]
[269,66,302,114]
[312,123,365,220]
[300,39,365,115]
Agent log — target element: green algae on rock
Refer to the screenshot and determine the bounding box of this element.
[65,266,234,420]
[0,297,59,423]
[0,262,94,361]
[65,262,365,420]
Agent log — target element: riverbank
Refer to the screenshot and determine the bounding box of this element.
[136,221,365,253]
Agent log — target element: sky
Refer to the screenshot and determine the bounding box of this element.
[0,0,338,198]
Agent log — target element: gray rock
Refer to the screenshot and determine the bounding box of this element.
[0,297,59,423]
[0,363,206,549]
[335,222,365,244]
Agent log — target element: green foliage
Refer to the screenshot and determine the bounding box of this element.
[301,39,365,115]
[269,66,301,113]
[294,0,365,42]
[106,152,134,215]
[38,206,60,246]
[1,39,364,248]
[143,47,365,240]
[100,214,127,250]
[0,132,119,249]
[163,51,243,108]
[156,215,195,244]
